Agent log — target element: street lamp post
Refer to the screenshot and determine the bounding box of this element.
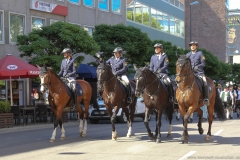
[190,1,199,42]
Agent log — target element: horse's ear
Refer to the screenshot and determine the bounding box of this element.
[44,65,48,71]
[36,65,41,70]
[176,52,180,58]
[133,64,138,71]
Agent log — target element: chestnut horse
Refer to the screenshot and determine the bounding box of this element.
[38,66,92,142]
[134,66,174,143]
[175,54,225,144]
[96,62,137,140]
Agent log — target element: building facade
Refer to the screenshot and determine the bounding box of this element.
[185,0,227,62]
[127,0,185,48]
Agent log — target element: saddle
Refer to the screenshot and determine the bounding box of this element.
[117,77,135,97]
[195,75,212,94]
[61,77,83,97]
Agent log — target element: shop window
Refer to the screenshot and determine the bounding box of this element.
[99,0,109,11]
[84,26,94,36]
[0,11,3,43]
[9,13,25,43]
[142,5,149,26]
[151,8,157,29]
[84,0,94,7]
[68,0,80,4]
[112,0,121,14]
[32,17,45,30]
[135,2,142,24]
[127,0,134,21]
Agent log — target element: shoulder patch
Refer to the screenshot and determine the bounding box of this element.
[165,57,169,63]
[124,61,128,66]
[74,62,77,67]
[202,55,205,60]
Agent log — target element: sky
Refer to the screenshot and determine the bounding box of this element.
[228,0,240,10]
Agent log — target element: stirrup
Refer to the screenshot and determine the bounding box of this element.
[204,99,209,106]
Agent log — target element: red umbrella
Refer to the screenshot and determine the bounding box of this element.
[0,54,40,105]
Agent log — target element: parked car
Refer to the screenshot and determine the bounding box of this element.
[89,98,150,124]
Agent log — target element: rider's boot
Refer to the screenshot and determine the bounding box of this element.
[204,83,209,106]
[127,84,132,103]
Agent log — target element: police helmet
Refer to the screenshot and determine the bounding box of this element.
[113,47,123,53]
[189,41,198,46]
[61,48,72,54]
[154,43,163,48]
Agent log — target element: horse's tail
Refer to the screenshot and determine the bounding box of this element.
[214,88,226,121]
[164,103,174,122]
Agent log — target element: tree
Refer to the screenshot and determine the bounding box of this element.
[17,21,100,72]
[93,24,152,66]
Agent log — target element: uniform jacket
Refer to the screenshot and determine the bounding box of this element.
[186,51,206,75]
[106,56,127,76]
[149,53,169,74]
[58,58,76,78]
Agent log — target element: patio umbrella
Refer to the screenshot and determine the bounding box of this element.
[76,64,97,79]
[0,54,40,106]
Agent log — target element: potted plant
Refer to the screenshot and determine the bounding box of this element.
[0,101,14,128]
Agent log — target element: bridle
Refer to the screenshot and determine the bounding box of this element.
[175,59,194,83]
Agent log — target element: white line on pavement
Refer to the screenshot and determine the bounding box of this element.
[179,151,196,160]
[213,129,223,136]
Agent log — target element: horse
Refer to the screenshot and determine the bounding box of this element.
[96,62,137,140]
[134,65,174,143]
[175,54,225,144]
[37,66,93,142]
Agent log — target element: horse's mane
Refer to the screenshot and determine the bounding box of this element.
[97,63,111,70]
[136,66,157,78]
[177,55,191,65]
[45,67,64,83]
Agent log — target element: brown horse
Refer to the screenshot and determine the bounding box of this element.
[96,62,137,140]
[38,66,93,142]
[134,66,174,143]
[175,54,225,143]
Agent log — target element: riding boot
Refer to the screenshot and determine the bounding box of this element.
[204,84,209,106]
[127,84,132,103]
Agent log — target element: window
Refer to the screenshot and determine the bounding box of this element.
[175,0,180,7]
[99,0,109,11]
[32,17,45,30]
[84,26,94,36]
[142,5,149,26]
[127,0,134,21]
[84,0,94,7]
[112,0,121,14]
[157,11,164,30]
[0,11,3,43]
[162,13,169,32]
[180,0,184,10]
[135,2,142,24]
[50,19,63,25]
[151,8,157,28]
[9,13,25,43]
[170,0,174,5]
[169,16,175,35]
[68,0,80,4]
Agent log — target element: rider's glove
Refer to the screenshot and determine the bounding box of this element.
[113,72,118,76]
[155,69,161,74]
[65,74,70,78]
[193,66,198,71]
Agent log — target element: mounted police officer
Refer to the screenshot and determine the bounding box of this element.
[149,43,176,103]
[186,41,209,106]
[106,47,132,103]
[58,48,77,107]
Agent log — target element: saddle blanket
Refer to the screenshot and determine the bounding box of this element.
[65,83,83,97]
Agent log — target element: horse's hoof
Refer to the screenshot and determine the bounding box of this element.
[112,136,118,140]
[81,134,86,137]
[199,128,204,135]
[167,134,172,138]
[60,137,65,140]
[205,135,211,141]
[126,133,131,138]
[182,140,188,144]
[49,139,55,143]
[155,139,161,143]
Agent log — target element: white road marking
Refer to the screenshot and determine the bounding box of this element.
[213,129,223,136]
[229,121,235,124]
[179,151,196,160]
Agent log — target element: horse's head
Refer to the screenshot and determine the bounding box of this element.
[175,53,192,84]
[37,65,50,93]
[96,62,113,92]
[133,65,149,97]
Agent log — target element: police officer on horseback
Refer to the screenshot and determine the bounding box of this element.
[106,47,132,103]
[150,43,177,103]
[58,48,77,107]
[186,41,209,106]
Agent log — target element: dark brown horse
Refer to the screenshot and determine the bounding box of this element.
[38,66,92,142]
[96,62,137,140]
[175,54,225,143]
[134,66,174,143]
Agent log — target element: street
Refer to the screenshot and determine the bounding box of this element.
[0,113,240,160]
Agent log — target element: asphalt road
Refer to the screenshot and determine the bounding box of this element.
[0,113,240,160]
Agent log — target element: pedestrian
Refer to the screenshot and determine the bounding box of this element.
[235,84,240,117]
[220,84,234,119]
[31,88,39,106]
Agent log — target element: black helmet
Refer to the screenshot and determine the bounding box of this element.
[61,48,72,54]
[154,43,163,48]
[113,47,123,53]
[189,41,198,46]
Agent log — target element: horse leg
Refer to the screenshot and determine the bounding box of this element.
[178,107,189,144]
[123,107,131,138]
[167,104,174,138]
[206,103,214,141]
[50,116,59,143]
[111,106,119,140]
[155,109,162,143]
[59,119,65,140]
[81,99,90,137]
[196,108,204,135]
[144,107,154,140]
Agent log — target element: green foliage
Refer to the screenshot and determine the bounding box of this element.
[93,24,152,66]
[0,101,11,113]
[17,22,100,73]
